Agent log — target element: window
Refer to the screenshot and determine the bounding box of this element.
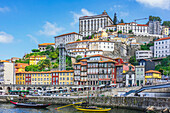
[67,77,69,80]
[67,73,69,76]
[60,77,62,80]
[63,77,65,80]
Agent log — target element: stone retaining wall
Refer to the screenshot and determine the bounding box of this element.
[0,96,169,110]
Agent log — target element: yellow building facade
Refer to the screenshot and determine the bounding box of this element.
[145,70,161,83]
[94,31,108,39]
[164,27,169,36]
[29,55,46,65]
[57,70,74,85]
[16,72,25,85]
[30,72,51,85]
[15,63,29,73]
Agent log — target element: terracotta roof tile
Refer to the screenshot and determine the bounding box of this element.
[146,70,161,74]
[155,37,170,41]
[55,32,82,38]
[38,43,55,46]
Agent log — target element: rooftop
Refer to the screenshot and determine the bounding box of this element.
[146,70,161,74]
[38,43,55,46]
[54,32,82,38]
[155,37,170,41]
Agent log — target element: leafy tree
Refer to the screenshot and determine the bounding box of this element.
[37,59,51,71]
[118,30,122,34]
[129,30,132,33]
[113,13,118,25]
[149,16,162,23]
[120,19,124,23]
[162,21,170,27]
[140,43,154,50]
[53,62,59,68]
[76,39,81,41]
[46,45,54,52]
[49,52,58,59]
[15,59,29,64]
[32,49,40,52]
[109,29,113,32]
[76,55,82,61]
[25,65,39,72]
[129,56,138,65]
[106,29,109,33]
[107,39,110,41]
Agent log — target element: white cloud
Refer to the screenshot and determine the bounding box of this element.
[70,8,96,26]
[0,31,13,43]
[39,21,64,36]
[120,11,129,17]
[0,6,10,13]
[136,0,170,10]
[27,34,38,44]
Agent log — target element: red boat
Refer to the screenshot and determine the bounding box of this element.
[10,101,50,108]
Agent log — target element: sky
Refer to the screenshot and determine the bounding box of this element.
[0,0,170,60]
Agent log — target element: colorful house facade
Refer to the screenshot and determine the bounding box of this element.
[28,55,46,65]
[15,63,29,73]
[145,70,161,84]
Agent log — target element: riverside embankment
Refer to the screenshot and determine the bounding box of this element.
[0,95,169,111]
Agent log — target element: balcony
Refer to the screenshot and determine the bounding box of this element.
[87,72,98,74]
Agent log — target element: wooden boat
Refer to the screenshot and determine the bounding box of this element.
[73,105,111,112]
[10,101,50,108]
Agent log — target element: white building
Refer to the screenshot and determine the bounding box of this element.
[0,61,15,85]
[136,50,153,60]
[54,32,83,48]
[154,37,170,58]
[116,22,148,34]
[123,66,135,87]
[135,66,145,86]
[38,43,55,52]
[79,10,113,37]
[66,40,114,57]
[148,21,162,35]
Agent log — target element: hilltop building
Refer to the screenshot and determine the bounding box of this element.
[148,21,162,35]
[38,43,55,52]
[15,63,29,73]
[136,50,153,60]
[54,32,83,48]
[154,37,170,58]
[79,10,113,37]
[28,55,46,65]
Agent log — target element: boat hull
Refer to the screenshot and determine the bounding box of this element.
[73,105,111,112]
[10,101,50,108]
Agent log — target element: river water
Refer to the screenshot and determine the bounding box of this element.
[0,103,144,113]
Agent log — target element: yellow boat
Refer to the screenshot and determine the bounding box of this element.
[73,105,111,112]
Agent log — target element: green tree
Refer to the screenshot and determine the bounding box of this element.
[37,59,51,71]
[76,55,82,61]
[120,19,124,23]
[46,45,54,52]
[76,39,81,41]
[149,16,162,23]
[32,49,40,52]
[129,56,138,65]
[49,52,58,59]
[25,65,39,72]
[129,30,132,33]
[107,39,110,41]
[162,21,170,27]
[109,29,113,32]
[106,29,109,32]
[118,30,122,34]
[113,13,118,25]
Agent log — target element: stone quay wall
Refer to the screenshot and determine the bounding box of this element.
[0,95,169,110]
